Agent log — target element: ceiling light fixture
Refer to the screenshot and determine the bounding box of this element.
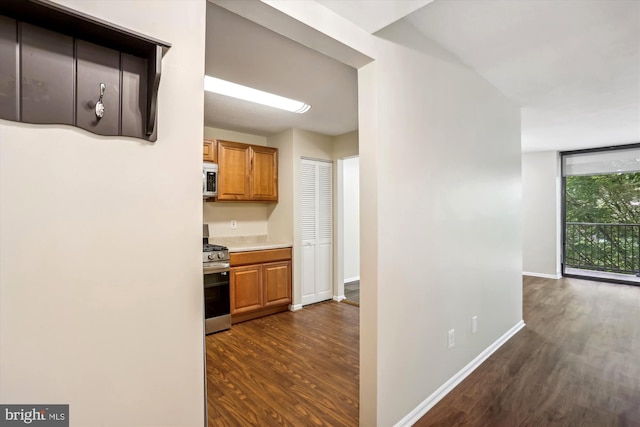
[204,76,311,114]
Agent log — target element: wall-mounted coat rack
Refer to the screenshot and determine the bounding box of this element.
[0,0,171,142]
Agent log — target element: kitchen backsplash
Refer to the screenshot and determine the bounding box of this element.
[208,235,269,246]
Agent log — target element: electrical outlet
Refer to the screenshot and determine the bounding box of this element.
[448,329,455,349]
[472,316,478,334]
[230,220,237,229]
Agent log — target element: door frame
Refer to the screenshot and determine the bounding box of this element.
[560,142,640,286]
[335,155,360,303]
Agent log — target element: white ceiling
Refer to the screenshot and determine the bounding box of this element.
[206,0,640,152]
[315,0,433,34]
[204,2,358,137]
[402,0,640,152]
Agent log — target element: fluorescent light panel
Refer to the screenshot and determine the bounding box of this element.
[204,76,311,114]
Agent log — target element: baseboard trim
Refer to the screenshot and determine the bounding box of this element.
[394,320,526,427]
[333,295,346,302]
[289,304,303,312]
[523,271,561,279]
[344,276,360,284]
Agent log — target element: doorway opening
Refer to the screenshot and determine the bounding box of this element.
[339,156,360,305]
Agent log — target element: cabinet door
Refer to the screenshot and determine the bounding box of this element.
[203,139,216,162]
[217,140,251,200]
[250,146,278,201]
[230,265,262,314]
[263,261,291,307]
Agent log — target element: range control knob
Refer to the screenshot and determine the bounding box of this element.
[207,253,215,260]
[218,252,225,259]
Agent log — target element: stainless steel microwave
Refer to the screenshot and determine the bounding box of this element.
[203,163,218,198]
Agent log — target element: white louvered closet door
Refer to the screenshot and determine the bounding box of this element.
[301,159,333,305]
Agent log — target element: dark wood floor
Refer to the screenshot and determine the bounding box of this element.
[206,301,359,426]
[206,276,640,426]
[415,275,640,427]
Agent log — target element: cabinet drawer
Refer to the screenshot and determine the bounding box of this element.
[230,248,292,266]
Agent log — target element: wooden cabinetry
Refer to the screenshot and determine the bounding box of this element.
[203,139,217,162]
[230,248,292,323]
[263,261,292,307]
[217,140,250,199]
[216,140,278,202]
[230,265,262,314]
[250,145,278,201]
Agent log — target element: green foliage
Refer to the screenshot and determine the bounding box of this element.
[565,172,640,275]
[565,172,640,223]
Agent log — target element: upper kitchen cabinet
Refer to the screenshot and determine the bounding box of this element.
[0,0,170,142]
[250,145,278,201]
[203,139,217,162]
[216,140,278,202]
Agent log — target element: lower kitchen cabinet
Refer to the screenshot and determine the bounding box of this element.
[263,261,291,307]
[230,248,292,323]
[230,265,262,315]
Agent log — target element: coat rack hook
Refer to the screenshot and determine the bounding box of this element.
[95,83,106,119]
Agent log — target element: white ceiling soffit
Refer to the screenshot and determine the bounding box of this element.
[316,0,434,34]
[204,2,358,137]
[211,0,372,69]
[404,0,640,152]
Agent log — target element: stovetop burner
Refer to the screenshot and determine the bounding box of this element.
[204,244,227,252]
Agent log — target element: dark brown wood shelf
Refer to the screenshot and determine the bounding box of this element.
[0,0,171,142]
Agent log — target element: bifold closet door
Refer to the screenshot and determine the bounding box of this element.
[301,159,333,305]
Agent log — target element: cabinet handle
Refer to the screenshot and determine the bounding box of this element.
[95,83,106,119]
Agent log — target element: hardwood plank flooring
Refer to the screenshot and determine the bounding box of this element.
[206,301,359,426]
[206,276,639,427]
[415,276,640,427]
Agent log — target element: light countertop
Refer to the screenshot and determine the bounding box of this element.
[208,235,292,253]
[226,242,293,253]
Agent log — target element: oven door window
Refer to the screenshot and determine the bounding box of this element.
[204,271,230,318]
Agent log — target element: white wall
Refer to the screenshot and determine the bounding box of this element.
[204,202,269,238]
[267,129,295,242]
[333,129,359,159]
[343,157,360,282]
[0,1,206,426]
[245,3,523,425]
[357,61,380,427]
[372,23,522,426]
[522,151,561,278]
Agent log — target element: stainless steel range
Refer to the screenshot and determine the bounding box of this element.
[203,226,231,334]
[203,244,230,272]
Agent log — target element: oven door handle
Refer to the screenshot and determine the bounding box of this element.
[203,263,230,275]
[204,280,229,289]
